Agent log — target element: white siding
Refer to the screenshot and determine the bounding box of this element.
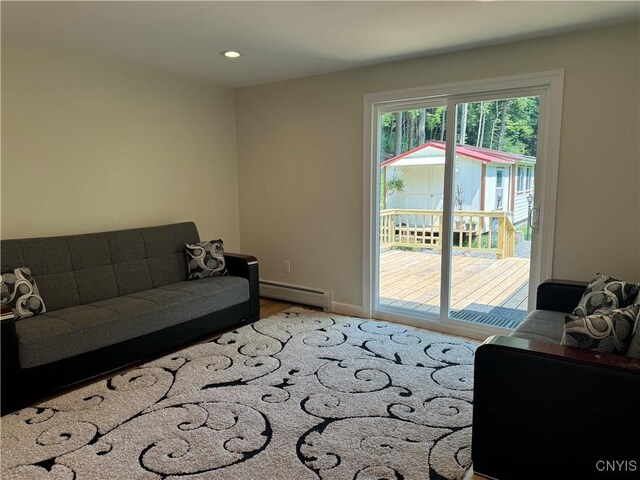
[386,164,445,210]
[513,162,535,224]
[454,158,482,211]
[386,156,482,212]
[514,193,532,224]
[485,166,497,212]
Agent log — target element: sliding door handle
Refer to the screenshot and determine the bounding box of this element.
[529,206,540,231]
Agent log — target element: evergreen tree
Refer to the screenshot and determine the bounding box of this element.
[381,97,539,158]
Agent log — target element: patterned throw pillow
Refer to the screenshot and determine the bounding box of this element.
[0,267,47,319]
[561,305,640,354]
[572,273,640,316]
[185,239,228,280]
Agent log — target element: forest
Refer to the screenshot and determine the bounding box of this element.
[380,97,539,161]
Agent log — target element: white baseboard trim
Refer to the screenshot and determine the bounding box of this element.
[330,302,367,318]
[259,281,367,318]
[260,280,331,311]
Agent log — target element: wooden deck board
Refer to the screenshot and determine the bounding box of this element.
[504,281,530,310]
[379,250,529,316]
[419,256,528,314]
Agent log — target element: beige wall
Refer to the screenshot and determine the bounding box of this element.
[235,23,640,308]
[1,41,241,250]
[3,24,639,310]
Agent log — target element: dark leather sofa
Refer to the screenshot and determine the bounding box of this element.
[472,280,640,480]
[1,222,259,414]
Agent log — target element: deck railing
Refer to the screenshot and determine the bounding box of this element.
[380,208,516,259]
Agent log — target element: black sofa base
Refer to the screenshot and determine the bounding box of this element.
[473,335,640,480]
[2,301,258,415]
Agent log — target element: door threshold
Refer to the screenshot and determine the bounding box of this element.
[372,307,513,342]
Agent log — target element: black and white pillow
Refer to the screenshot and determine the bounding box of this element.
[561,304,640,354]
[0,267,47,319]
[572,273,640,316]
[185,239,228,280]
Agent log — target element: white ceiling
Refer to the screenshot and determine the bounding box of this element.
[2,1,638,87]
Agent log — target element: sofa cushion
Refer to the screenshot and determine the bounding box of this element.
[28,272,80,312]
[510,309,566,344]
[0,223,200,312]
[113,260,153,295]
[74,265,119,304]
[15,276,249,368]
[561,305,639,354]
[573,273,640,316]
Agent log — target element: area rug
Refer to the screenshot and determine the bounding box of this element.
[1,310,477,480]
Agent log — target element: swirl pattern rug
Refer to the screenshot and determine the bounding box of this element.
[1,310,477,480]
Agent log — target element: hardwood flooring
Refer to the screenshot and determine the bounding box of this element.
[464,467,485,480]
[259,297,321,318]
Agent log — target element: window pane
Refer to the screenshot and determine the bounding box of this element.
[449,96,538,330]
[378,106,446,314]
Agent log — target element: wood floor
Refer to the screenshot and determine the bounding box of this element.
[379,249,530,315]
[463,467,485,480]
[259,297,320,318]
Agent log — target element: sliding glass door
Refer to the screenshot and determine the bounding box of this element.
[368,77,558,337]
[377,101,447,319]
[446,97,538,330]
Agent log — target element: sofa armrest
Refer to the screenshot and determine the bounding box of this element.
[472,335,640,480]
[225,253,259,321]
[478,334,640,372]
[536,278,587,313]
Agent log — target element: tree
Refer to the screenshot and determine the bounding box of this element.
[459,103,468,145]
[394,111,403,156]
[386,174,405,195]
[379,96,538,159]
[418,109,426,145]
[407,111,415,150]
[476,101,485,147]
[497,100,508,151]
[489,101,501,149]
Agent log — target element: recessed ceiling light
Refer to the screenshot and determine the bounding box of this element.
[221,50,242,59]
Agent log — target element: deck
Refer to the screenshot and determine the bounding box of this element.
[379,249,530,328]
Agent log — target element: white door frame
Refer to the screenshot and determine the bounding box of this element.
[362,71,564,339]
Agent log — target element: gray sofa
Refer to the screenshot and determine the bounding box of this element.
[512,283,640,356]
[1,222,259,414]
[472,280,640,480]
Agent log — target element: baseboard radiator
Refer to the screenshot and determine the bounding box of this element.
[259,280,331,311]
